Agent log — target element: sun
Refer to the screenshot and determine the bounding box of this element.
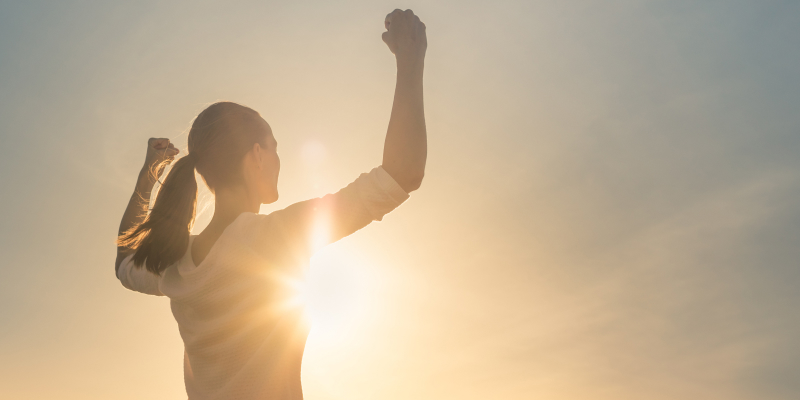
[288,248,378,344]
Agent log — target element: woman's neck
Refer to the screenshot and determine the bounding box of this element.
[205,186,260,234]
[191,186,260,265]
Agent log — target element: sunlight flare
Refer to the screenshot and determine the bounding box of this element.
[287,249,379,345]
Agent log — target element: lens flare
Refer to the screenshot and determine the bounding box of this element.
[284,249,377,346]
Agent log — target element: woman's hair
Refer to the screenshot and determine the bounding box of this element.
[117,102,268,274]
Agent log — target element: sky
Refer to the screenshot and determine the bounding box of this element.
[0,0,799,399]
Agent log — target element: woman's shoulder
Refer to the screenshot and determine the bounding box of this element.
[234,210,271,227]
[227,211,279,241]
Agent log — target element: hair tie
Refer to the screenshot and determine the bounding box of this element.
[185,152,198,166]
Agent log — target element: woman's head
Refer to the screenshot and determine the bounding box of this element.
[118,101,279,274]
[189,102,279,202]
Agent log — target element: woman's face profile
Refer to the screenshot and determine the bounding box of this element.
[238,117,280,205]
[256,120,280,205]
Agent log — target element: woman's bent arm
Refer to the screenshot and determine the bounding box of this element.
[381,9,428,193]
[115,138,178,274]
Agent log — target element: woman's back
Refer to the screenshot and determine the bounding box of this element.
[166,215,306,400]
[118,168,409,399]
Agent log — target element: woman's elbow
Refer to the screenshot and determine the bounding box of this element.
[382,163,424,193]
[401,171,424,193]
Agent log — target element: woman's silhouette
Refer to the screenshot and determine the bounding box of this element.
[114,9,426,399]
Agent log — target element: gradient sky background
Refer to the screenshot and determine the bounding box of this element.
[1,1,799,399]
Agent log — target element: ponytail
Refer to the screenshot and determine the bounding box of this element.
[118,101,267,274]
[118,154,198,274]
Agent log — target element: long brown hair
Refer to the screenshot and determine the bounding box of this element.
[118,102,268,274]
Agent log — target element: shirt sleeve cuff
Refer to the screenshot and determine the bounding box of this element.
[375,166,411,204]
[117,253,164,296]
[357,166,411,221]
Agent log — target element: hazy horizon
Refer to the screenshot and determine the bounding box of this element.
[1,1,798,399]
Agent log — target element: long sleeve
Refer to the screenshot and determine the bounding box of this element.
[245,166,410,266]
[117,253,164,296]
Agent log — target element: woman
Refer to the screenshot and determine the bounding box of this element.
[114,9,426,400]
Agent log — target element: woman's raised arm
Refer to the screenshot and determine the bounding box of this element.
[380,9,428,193]
[115,138,179,274]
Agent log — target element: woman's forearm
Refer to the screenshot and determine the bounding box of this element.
[119,167,156,237]
[382,61,427,193]
[380,9,427,193]
[116,167,156,271]
[115,138,179,273]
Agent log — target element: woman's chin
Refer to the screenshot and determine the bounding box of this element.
[263,192,279,204]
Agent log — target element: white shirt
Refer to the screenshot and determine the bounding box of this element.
[117,166,409,400]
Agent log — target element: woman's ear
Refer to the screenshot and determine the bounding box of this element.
[252,142,264,170]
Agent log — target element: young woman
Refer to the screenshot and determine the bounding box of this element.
[114,9,426,400]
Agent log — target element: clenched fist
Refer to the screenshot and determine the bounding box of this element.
[382,9,427,67]
[143,137,179,179]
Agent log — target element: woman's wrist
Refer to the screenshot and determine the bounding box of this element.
[396,61,424,87]
[136,165,158,192]
[397,57,424,75]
